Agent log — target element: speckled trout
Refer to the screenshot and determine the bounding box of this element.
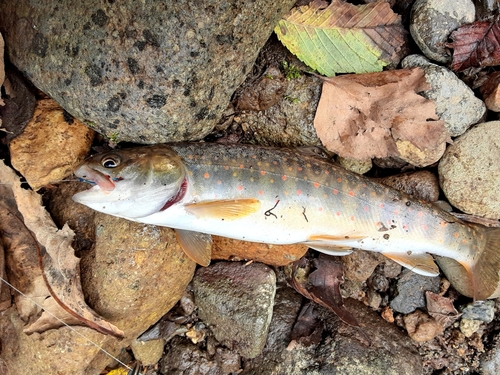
[73,143,500,300]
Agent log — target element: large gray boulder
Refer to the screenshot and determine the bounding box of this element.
[0,1,295,143]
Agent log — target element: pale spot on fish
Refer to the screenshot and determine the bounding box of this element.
[233,172,238,177]
[288,167,293,171]
[270,179,274,183]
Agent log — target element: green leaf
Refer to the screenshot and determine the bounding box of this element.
[275,0,406,77]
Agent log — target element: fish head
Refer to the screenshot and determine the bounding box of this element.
[73,145,186,218]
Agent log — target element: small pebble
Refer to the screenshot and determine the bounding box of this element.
[404,310,443,342]
[390,269,440,314]
[460,300,495,323]
[460,319,482,338]
[130,339,165,366]
[337,156,372,175]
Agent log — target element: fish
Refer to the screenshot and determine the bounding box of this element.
[73,143,500,300]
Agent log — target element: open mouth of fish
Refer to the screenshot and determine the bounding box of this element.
[75,164,121,191]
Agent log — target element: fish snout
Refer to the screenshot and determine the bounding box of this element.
[75,164,116,191]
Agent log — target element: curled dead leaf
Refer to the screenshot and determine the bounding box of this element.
[314,68,449,164]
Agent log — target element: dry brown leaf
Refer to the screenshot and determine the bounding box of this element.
[288,255,359,326]
[314,68,448,162]
[425,291,460,330]
[0,160,124,338]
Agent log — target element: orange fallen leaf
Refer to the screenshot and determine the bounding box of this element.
[314,68,449,162]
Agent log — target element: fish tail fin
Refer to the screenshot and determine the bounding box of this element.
[437,226,500,300]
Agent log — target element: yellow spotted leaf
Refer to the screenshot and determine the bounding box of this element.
[275,0,406,76]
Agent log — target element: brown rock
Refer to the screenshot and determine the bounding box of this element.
[341,250,383,283]
[212,236,308,266]
[9,98,94,190]
[377,170,440,202]
[404,310,443,342]
[1,212,195,375]
[480,71,500,112]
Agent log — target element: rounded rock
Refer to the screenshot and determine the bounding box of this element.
[438,121,500,219]
[410,0,475,63]
[401,55,486,137]
[0,1,295,143]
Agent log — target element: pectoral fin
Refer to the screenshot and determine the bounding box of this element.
[382,252,439,277]
[185,199,261,220]
[175,229,212,267]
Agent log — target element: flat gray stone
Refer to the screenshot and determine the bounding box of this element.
[438,121,500,219]
[401,54,486,137]
[193,262,276,359]
[410,0,475,63]
[0,0,295,143]
[390,269,440,314]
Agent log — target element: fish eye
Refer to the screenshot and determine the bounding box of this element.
[102,157,120,168]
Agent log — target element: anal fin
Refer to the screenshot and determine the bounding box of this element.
[382,252,439,277]
[302,234,366,256]
[175,229,212,267]
[185,199,261,220]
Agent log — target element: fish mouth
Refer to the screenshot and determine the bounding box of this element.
[74,164,118,192]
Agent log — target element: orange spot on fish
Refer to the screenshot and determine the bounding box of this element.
[273,161,278,165]
[188,155,193,159]
[288,167,293,171]
[337,178,342,183]
[350,216,355,221]
[270,179,274,183]
[440,221,448,227]
[282,175,287,181]
[333,189,339,195]
[237,185,244,191]
[394,210,399,215]
[217,179,222,185]
[379,203,384,208]
[239,164,244,169]
[422,224,428,231]
[453,232,459,238]
[348,191,354,197]
[258,190,263,195]
[403,224,408,230]
[371,191,377,197]
[260,170,266,176]
[324,170,330,175]
[336,212,341,216]
[363,206,369,212]
[224,165,229,170]
[204,172,210,179]
[314,182,320,188]
[418,211,424,217]
[363,183,367,188]
[323,194,327,198]
[298,166,303,171]
[285,191,289,195]
[297,190,302,196]
[318,207,323,212]
[438,238,444,243]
